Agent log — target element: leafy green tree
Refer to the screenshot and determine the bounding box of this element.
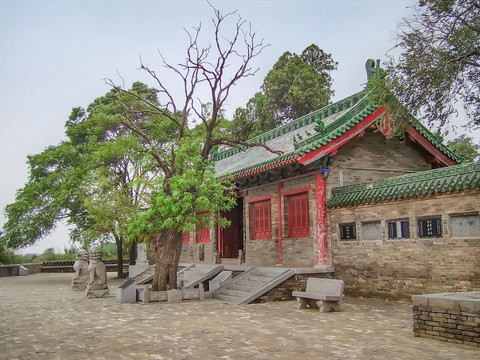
[447,134,480,162]
[1,85,159,278]
[231,44,337,140]
[377,0,480,130]
[2,140,89,248]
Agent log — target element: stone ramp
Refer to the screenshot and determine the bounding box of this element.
[130,265,155,285]
[210,267,295,305]
[177,264,224,289]
[129,263,201,286]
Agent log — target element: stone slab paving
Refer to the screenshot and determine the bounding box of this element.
[1,273,478,359]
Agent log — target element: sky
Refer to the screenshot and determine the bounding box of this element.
[1,0,477,255]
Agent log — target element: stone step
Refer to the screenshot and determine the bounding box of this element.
[228,284,259,292]
[213,293,242,303]
[235,279,265,288]
[222,289,251,298]
[180,271,210,278]
[247,275,274,282]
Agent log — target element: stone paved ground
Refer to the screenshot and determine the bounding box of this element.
[1,273,478,359]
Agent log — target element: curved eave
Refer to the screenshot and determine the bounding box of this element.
[219,155,299,180]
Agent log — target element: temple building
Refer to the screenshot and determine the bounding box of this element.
[179,60,480,300]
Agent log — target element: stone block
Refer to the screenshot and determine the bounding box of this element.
[86,289,109,299]
[167,289,182,302]
[18,266,29,276]
[116,278,137,303]
[72,283,87,291]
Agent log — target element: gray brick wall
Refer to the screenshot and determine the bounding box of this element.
[413,305,480,347]
[329,191,480,300]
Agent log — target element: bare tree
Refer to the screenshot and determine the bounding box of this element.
[105,5,274,291]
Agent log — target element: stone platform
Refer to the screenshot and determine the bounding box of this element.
[1,273,479,359]
[412,291,480,347]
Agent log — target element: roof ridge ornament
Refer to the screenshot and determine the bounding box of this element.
[314,117,325,132]
[365,59,385,82]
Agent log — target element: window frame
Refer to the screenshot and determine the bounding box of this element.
[286,192,310,238]
[339,223,357,241]
[182,231,190,245]
[417,217,442,238]
[387,219,410,240]
[449,213,480,238]
[196,212,210,244]
[361,220,382,241]
[251,199,272,240]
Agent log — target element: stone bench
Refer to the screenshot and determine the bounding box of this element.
[292,278,344,312]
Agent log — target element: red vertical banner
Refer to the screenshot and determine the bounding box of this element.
[316,172,328,265]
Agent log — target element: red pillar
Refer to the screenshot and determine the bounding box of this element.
[277,182,283,265]
[316,171,328,265]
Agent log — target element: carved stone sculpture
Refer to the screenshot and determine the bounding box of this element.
[85,248,109,298]
[72,250,89,290]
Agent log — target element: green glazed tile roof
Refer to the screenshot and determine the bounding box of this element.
[293,96,378,156]
[214,90,462,178]
[214,92,367,178]
[404,115,462,163]
[327,162,480,208]
[214,91,366,161]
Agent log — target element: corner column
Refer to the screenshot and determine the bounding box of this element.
[315,171,328,265]
[277,182,283,265]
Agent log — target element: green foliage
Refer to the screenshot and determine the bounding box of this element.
[367,76,412,138]
[99,242,119,259]
[230,44,337,140]
[446,134,480,162]
[380,0,480,130]
[263,44,337,122]
[2,141,89,248]
[129,136,236,239]
[1,83,159,252]
[34,247,77,262]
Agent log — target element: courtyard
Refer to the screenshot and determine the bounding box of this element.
[0,272,478,359]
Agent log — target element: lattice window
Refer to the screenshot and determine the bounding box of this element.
[418,217,442,238]
[287,192,310,238]
[387,219,410,239]
[339,223,356,241]
[197,213,210,243]
[182,231,190,244]
[252,200,272,240]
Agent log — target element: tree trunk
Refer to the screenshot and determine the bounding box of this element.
[152,228,183,291]
[128,240,137,265]
[115,235,126,279]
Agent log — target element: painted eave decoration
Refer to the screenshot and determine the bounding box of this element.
[327,162,480,208]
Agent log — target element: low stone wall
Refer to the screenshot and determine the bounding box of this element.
[22,263,43,274]
[0,263,43,277]
[41,259,129,273]
[412,292,480,347]
[0,265,19,277]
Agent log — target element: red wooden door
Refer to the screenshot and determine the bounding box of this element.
[220,200,243,258]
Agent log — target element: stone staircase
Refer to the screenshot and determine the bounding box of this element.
[210,267,294,305]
